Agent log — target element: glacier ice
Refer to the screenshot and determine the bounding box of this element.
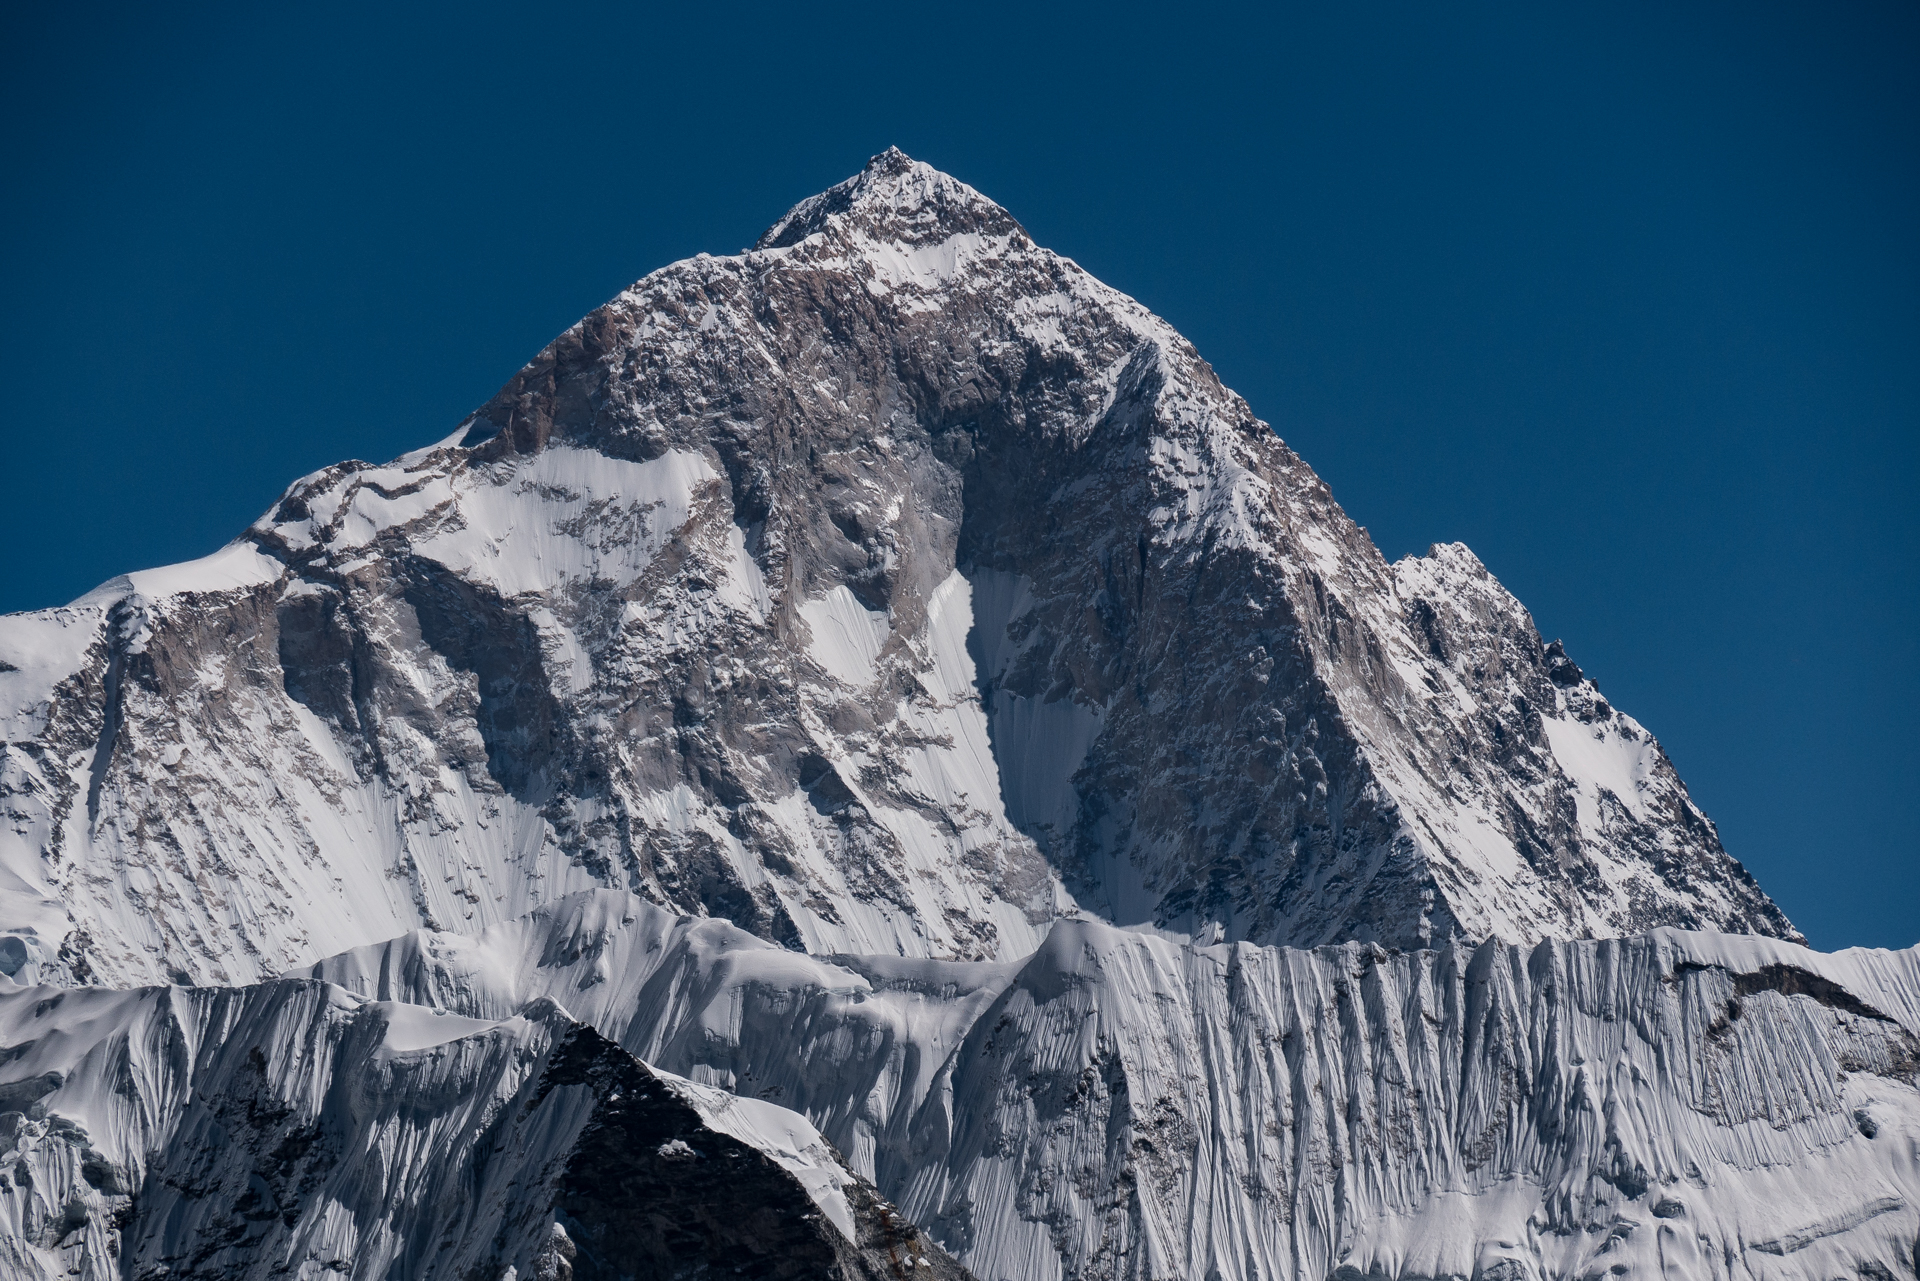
[0,963,971,1280]
[3,891,1913,1278]
[286,890,1920,1281]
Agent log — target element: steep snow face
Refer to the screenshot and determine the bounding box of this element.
[286,892,1920,1281]
[0,147,1791,989]
[0,971,972,1281]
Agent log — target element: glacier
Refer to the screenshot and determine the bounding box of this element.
[0,955,972,1280]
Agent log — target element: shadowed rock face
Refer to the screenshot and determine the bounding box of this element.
[0,148,1791,991]
[541,1024,974,1281]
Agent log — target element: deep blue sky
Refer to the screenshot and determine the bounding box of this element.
[4,3,1914,949]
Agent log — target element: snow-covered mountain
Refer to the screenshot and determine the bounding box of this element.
[0,148,1787,993]
[1,150,1907,1280]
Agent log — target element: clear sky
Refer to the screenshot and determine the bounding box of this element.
[3,3,1914,949]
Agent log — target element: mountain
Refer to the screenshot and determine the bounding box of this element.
[3,149,1909,1281]
[0,148,1790,994]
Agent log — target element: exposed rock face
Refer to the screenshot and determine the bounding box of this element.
[0,150,1791,992]
[542,1024,973,1281]
[0,971,972,1281]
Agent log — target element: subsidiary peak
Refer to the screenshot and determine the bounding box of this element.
[755,147,1024,250]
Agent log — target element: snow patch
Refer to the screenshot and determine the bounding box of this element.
[375,1001,509,1053]
[412,447,713,597]
[125,542,285,601]
[1543,711,1658,827]
[799,586,889,688]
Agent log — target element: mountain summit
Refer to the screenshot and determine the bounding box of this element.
[0,149,1790,990]
[754,145,1021,251]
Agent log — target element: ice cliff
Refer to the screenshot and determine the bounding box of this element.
[0,965,971,1280]
[3,891,1915,1278]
